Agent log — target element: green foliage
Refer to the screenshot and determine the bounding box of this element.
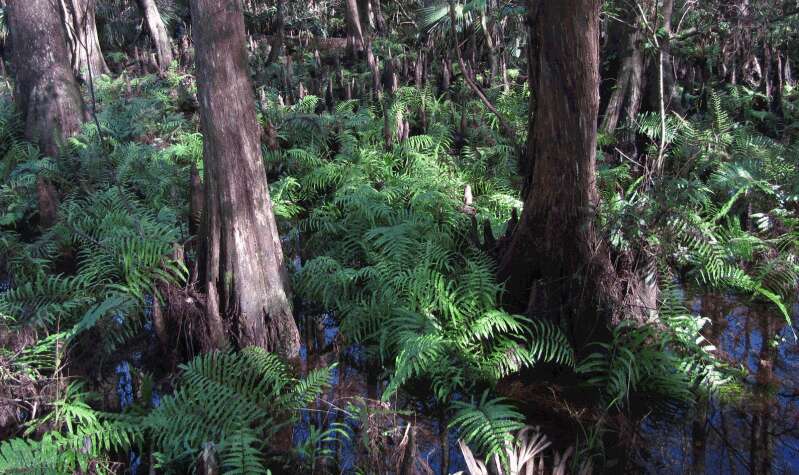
[450,390,525,466]
[577,320,695,410]
[2,6,798,469]
[600,89,799,326]
[143,347,331,472]
[0,74,197,472]
[267,96,570,408]
[0,75,192,356]
[261,90,563,470]
[0,382,137,474]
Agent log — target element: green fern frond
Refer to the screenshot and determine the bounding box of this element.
[450,390,524,464]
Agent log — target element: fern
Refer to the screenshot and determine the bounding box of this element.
[450,390,525,466]
[144,348,331,472]
[0,382,137,474]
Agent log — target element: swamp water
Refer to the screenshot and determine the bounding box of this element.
[101,289,798,474]
[289,294,799,474]
[638,295,799,474]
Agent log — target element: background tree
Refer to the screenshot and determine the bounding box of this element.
[6,0,85,226]
[61,0,110,83]
[192,0,301,358]
[265,0,286,65]
[344,0,366,59]
[137,0,174,70]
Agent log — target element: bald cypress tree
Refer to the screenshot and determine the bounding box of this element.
[6,0,85,226]
[137,0,174,71]
[499,0,620,344]
[61,0,110,82]
[191,0,301,358]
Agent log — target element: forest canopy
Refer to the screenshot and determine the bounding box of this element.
[0,0,798,473]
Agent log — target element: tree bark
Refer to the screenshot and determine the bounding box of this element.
[659,0,683,115]
[266,0,285,65]
[601,5,650,156]
[765,44,783,119]
[784,55,794,87]
[371,0,387,34]
[440,57,451,94]
[192,0,301,358]
[357,0,375,32]
[344,0,365,59]
[499,0,616,345]
[137,0,174,71]
[60,0,109,83]
[7,0,85,226]
[481,1,499,87]
[600,23,645,137]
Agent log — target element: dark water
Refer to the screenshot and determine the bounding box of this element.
[292,312,467,474]
[291,293,799,474]
[1,269,792,473]
[69,278,785,474]
[639,295,799,474]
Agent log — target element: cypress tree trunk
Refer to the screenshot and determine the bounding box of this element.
[659,0,683,115]
[765,44,783,120]
[7,0,85,226]
[371,0,387,34]
[784,56,795,87]
[481,1,499,87]
[344,0,366,59]
[192,0,301,358]
[600,25,644,137]
[357,0,375,32]
[602,5,648,142]
[60,0,109,82]
[266,0,285,65]
[499,0,617,344]
[137,0,173,71]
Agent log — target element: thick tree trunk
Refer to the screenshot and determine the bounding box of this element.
[137,0,173,71]
[371,0,387,34]
[344,0,365,59]
[192,0,301,358]
[499,0,616,345]
[7,0,85,226]
[60,0,109,82]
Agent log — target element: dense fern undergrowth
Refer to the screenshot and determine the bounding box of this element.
[1,65,798,473]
